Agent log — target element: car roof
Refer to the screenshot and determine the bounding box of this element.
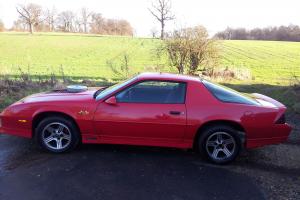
[136,72,202,83]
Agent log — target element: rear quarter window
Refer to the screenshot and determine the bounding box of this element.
[202,80,259,105]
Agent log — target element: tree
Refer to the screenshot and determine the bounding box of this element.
[90,13,105,34]
[164,26,219,75]
[117,20,133,36]
[90,13,133,36]
[12,19,27,31]
[16,3,42,34]
[80,7,93,33]
[74,16,83,33]
[44,7,57,32]
[57,11,75,32]
[0,19,4,32]
[150,27,158,38]
[148,0,174,39]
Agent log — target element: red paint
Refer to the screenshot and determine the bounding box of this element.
[0,73,292,150]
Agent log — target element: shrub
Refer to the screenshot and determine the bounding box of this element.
[163,25,219,75]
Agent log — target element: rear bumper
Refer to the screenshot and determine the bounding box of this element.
[246,123,292,148]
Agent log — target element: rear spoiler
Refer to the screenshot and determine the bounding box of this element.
[251,93,286,108]
[252,93,287,123]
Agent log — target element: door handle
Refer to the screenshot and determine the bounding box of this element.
[169,111,183,115]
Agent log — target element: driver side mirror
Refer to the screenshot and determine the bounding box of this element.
[105,96,117,105]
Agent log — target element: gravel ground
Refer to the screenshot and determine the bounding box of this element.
[228,112,300,200]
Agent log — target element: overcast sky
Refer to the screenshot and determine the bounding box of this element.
[0,0,299,36]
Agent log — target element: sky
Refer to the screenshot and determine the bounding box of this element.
[0,0,299,36]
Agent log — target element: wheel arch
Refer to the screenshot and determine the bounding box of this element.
[32,111,81,138]
[193,120,246,150]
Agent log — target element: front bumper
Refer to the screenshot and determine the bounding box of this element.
[0,115,32,138]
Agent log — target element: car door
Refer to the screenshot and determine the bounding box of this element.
[93,80,187,144]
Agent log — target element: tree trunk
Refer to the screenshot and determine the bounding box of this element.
[84,23,87,33]
[161,22,165,40]
[29,23,33,34]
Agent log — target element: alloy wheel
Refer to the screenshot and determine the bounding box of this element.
[205,132,236,160]
[41,122,72,151]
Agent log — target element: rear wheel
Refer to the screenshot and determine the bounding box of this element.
[198,125,241,164]
[35,116,80,153]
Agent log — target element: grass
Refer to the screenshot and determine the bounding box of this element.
[221,40,300,84]
[0,32,299,112]
[0,32,168,80]
[0,32,300,84]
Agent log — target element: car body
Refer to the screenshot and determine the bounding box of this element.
[0,73,292,164]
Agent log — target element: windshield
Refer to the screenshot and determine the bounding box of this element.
[96,77,137,100]
[202,80,260,106]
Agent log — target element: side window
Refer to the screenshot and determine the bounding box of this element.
[116,81,186,104]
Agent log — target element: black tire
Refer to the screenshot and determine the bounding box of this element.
[35,116,80,153]
[198,125,241,164]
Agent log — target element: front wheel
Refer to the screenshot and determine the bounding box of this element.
[198,125,241,164]
[35,116,80,153]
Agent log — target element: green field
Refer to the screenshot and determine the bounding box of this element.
[220,40,300,84]
[0,32,300,84]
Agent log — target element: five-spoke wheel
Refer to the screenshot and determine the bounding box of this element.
[36,116,80,153]
[206,132,236,161]
[42,122,72,151]
[198,125,241,164]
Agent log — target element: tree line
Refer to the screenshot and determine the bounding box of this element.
[0,0,176,39]
[215,25,300,42]
[1,3,133,36]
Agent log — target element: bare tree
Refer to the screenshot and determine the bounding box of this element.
[57,11,75,32]
[74,16,83,33]
[90,13,133,36]
[150,27,158,38]
[16,3,42,34]
[148,0,174,39]
[44,7,57,32]
[90,13,105,34]
[80,7,93,33]
[11,19,27,31]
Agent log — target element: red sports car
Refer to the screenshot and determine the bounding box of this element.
[0,73,292,164]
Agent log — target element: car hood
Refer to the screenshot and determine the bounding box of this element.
[19,88,98,104]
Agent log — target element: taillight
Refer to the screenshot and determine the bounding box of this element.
[275,114,286,124]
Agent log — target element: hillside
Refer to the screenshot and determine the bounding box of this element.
[0,32,299,84]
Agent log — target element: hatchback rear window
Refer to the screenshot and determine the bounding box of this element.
[202,80,259,105]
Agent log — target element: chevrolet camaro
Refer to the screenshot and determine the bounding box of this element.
[0,73,292,164]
